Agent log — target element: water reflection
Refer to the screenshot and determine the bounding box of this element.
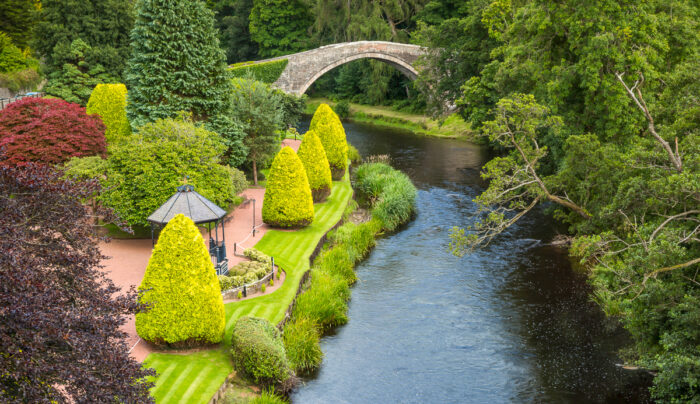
[291,121,650,403]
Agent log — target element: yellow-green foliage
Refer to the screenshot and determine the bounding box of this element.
[262,147,314,227]
[136,214,225,346]
[297,130,332,202]
[309,103,347,179]
[86,83,131,144]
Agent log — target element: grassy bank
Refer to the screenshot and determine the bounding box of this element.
[305,97,473,140]
[144,175,353,403]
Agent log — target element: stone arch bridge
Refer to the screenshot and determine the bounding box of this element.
[241,41,426,95]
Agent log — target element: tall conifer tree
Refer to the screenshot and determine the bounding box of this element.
[126,0,233,129]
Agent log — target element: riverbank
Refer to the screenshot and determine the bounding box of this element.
[305,97,474,140]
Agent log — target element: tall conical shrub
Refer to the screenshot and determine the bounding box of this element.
[297,130,332,202]
[86,83,131,144]
[125,0,232,129]
[309,103,347,180]
[262,147,314,227]
[136,214,225,347]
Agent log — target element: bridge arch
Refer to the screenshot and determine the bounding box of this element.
[298,52,419,95]
[238,41,426,95]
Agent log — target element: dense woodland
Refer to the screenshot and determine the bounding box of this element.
[0,0,699,402]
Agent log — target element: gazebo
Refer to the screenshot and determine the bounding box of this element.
[147,184,229,275]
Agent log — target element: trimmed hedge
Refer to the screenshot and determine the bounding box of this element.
[101,116,243,227]
[230,317,292,387]
[136,214,225,346]
[86,84,131,144]
[229,59,288,84]
[262,147,314,227]
[0,98,106,165]
[309,103,347,180]
[244,248,272,264]
[297,130,332,202]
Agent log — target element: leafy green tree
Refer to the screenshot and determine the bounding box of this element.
[262,147,314,227]
[136,213,225,346]
[86,83,131,144]
[249,0,313,58]
[297,130,332,202]
[229,78,284,184]
[102,116,242,227]
[208,0,258,63]
[34,0,133,80]
[125,0,232,129]
[0,0,37,49]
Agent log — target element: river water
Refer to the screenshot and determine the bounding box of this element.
[292,120,651,403]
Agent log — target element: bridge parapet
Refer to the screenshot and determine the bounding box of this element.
[239,41,426,95]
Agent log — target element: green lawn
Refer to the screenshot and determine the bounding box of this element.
[143,176,353,404]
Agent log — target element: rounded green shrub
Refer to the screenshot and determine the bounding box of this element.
[309,103,347,180]
[262,147,314,227]
[297,130,332,202]
[230,317,291,387]
[347,143,361,165]
[283,317,323,374]
[136,214,225,346]
[86,83,131,144]
[102,116,242,227]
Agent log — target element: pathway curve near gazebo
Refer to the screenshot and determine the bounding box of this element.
[100,187,273,362]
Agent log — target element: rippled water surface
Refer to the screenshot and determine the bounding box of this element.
[292,120,651,403]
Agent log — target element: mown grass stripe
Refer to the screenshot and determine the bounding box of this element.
[177,364,214,404]
[158,363,196,404]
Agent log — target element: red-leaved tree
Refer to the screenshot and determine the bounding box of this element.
[0,98,107,165]
[0,160,154,403]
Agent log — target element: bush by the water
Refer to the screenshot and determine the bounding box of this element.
[347,143,361,165]
[354,162,417,231]
[262,147,314,227]
[309,103,347,180]
[230,317,292,388]
[102,116,244,227]
[0,98,106,165]
[86,83,131,144]
[333,100,350,118]
[293,271,349,330]
[283,317,322,374]
[248,389,289,404]
[297,130,332,202]
[136,214,225,346]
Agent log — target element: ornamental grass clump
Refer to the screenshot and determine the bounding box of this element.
[293,273,349,330]
[86,83,131,144]
[262,147,314,227]
[283,317,323,374]
[297,130,332,202]
[309,103,347,180]
[136,214,225,347]
[230,317,292,389]
[354,162,417,232]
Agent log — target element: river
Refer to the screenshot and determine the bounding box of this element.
[292,120,651,403]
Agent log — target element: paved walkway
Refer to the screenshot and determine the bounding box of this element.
[100,139,302,361]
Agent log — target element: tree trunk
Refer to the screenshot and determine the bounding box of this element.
[253,160,258,186]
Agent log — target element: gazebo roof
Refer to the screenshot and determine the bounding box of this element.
[147,185,227,225]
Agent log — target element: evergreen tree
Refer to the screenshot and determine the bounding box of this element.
[86,83,131,144]
[249,0,313,58]
[34,0,133,79]
[297,130,332,202]
[0,0,37,49]
[262,147,314,228]
[309,103,347,180]
[126,0,233,129]
[208,0,258,63]
[136,214,225,346]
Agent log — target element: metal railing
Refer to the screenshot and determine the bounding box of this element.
[0,92,44,110]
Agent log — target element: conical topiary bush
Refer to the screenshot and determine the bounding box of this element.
[309,103,347,180]
[135,214,225,347]
[297,130,332,202]
[86,83,131,144]
[262,147,314,227]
